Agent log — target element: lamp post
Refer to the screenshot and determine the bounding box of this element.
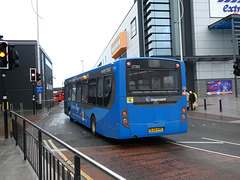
[36,0,42,105]
[81,60,84,73]
[178,0,184,61]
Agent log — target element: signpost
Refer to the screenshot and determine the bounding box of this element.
[36,86,43,94]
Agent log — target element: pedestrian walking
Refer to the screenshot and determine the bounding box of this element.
[189,91,196,110]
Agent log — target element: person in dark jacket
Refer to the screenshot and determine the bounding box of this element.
[189,91,196,110]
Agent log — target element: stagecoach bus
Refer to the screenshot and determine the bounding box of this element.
[64,57,187,139]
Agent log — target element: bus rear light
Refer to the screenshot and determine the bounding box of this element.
[181,107,187,124]
[127,62,131,66]
[123,118,128,123]
[122,109,129,128]
[122,111,127,116]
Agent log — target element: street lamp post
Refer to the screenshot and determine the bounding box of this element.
[36,0,42,105]
[178,0,184,61]
[81,60,84,73]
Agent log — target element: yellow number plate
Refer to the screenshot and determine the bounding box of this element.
[148,127,164,133]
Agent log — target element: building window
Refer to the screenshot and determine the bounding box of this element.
[46,57,52,69]
[131,17,137,38]
[144,0,172,57]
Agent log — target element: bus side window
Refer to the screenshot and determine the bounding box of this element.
[82,83,88,104]
[68,86,72,101]
[76,83,82,102]
[104,76,112,107]
[71,85,76,102]
[89,79,96,105]
[64,86,68,101]
[97,77,103,107]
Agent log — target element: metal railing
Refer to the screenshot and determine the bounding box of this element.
[10,111,126,180]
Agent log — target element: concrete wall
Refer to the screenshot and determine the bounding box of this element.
[94,3,139,67]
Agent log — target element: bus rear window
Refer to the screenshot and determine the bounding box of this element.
[128,69,181,95]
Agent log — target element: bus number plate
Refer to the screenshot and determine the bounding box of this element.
[148,127,164,133]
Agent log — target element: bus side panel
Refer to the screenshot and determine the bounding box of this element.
[115,97,132,139]
[114,61,132,139]
[86,106,117,138]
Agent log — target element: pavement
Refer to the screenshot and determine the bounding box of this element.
[0,110,49,180]
[0,96,240,179]
[188,95,240,123]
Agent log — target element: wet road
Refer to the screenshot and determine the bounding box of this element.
[37,105,240,179]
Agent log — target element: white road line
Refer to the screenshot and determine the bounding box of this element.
[177,141,223,144]
[202,137,240,146]
[170,141,240,159]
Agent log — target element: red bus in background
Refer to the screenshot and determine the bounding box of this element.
[54,91,64,102]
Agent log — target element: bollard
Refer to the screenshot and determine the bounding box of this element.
[20,103,23,112]
[204,99,207,110]
[219,100,222,112]
[10,104,13,111]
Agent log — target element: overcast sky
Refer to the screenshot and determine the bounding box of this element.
[1,0,134,87]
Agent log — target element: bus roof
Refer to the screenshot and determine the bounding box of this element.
[64,57,181,82]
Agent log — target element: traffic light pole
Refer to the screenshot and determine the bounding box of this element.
[231,18,238,98]
[1,70,8,139]
[32,82,36,115]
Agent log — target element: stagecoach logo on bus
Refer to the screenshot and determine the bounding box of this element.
[146,97,167,102]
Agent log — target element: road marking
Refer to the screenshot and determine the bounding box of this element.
[171,141,240,159]
[202,137,240,146]
[229,120,240,123]
[47,140,93,180]
[43,140,53,151]
[177,141,223,144]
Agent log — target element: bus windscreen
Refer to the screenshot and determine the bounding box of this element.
[128,69,181,95]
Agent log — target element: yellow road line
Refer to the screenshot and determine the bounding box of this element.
[47,139,93,180]
[43,140,53,151]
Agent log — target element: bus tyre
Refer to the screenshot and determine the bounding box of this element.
[91,115,96,136]
[68,109,73,122]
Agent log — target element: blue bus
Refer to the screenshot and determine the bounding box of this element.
[64,57,187,139]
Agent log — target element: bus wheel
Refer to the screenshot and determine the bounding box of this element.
[91,115,96,136]
[68,109,73,122]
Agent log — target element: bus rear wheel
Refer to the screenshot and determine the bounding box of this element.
[91,115,96,136]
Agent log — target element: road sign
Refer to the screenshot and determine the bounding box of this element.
[36,80,42,86]
[36,86,43,93]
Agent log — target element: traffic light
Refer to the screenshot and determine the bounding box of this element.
[30,68,37,82]
[37,73,41,81]
[9,45,19,70]
[233,63,240,76]
[0,41,9,69]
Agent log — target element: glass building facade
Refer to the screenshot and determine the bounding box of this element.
[144,0,172,57]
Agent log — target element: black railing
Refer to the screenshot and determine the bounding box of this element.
[10,111,126,180]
